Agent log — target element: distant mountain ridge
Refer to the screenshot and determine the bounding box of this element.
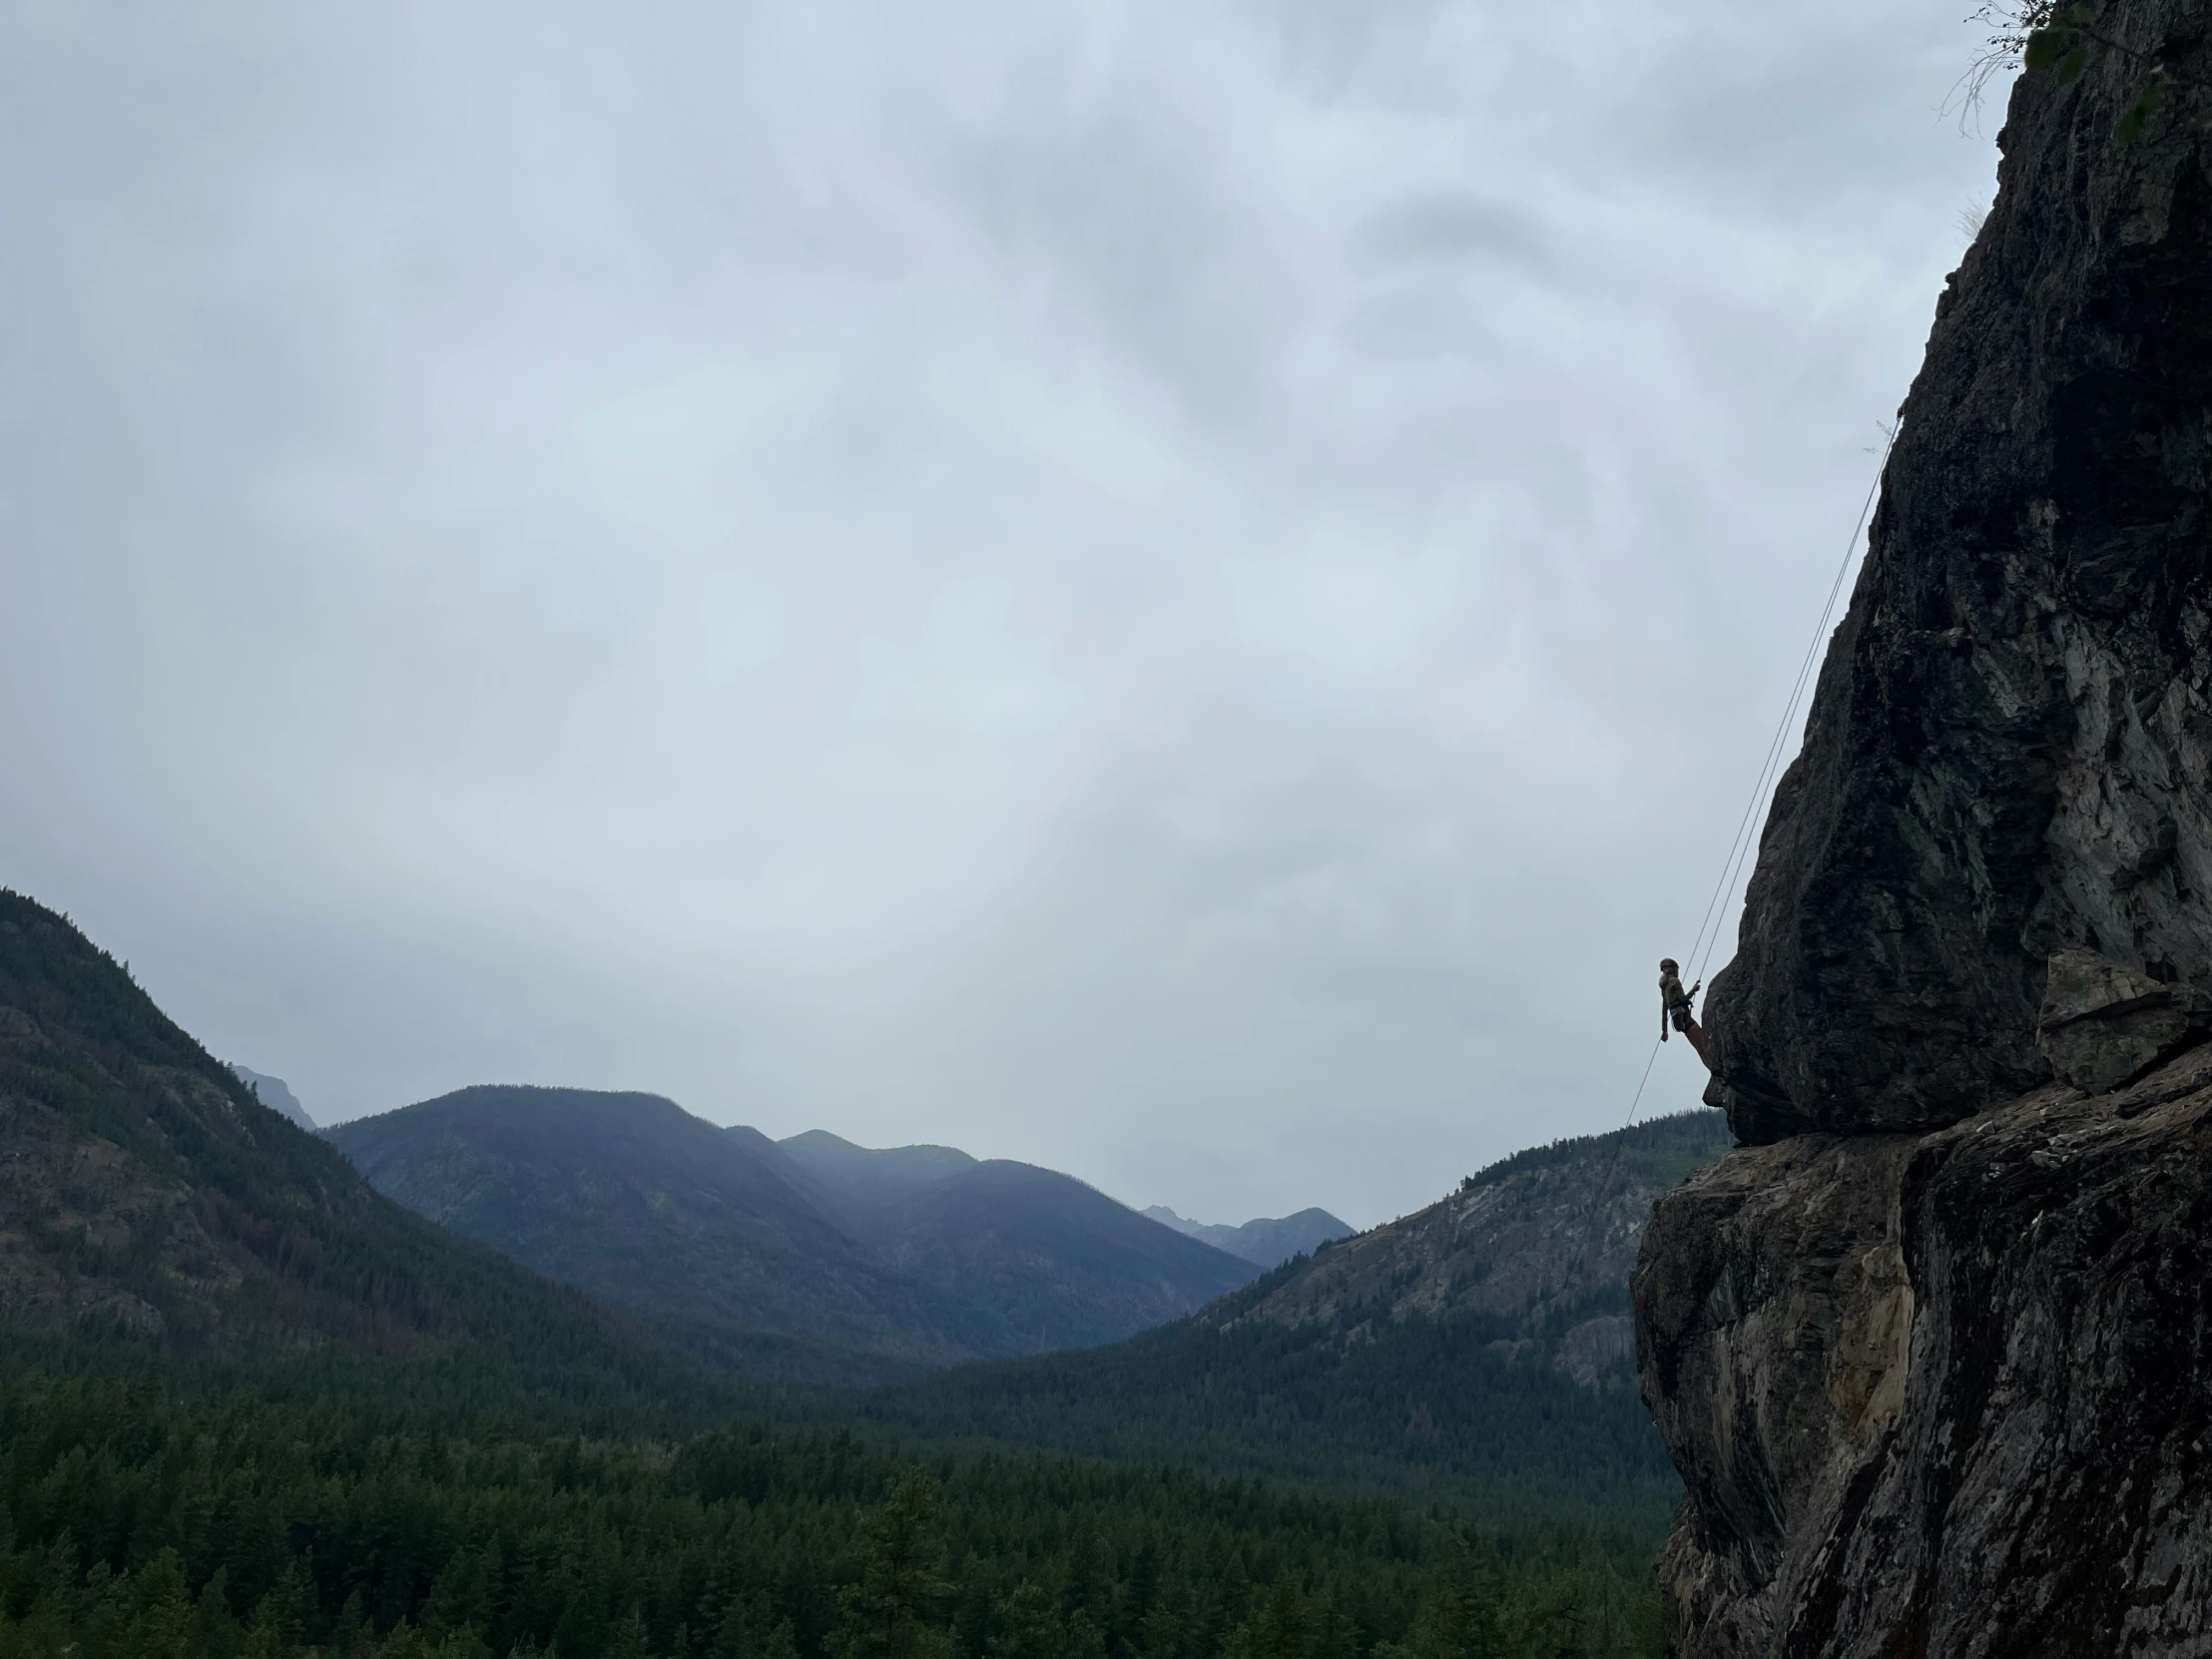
[1141,1204,1352,1268]
[780,1130,1256,1352]
[1229,1112,1733,1385]
[329,1087,1004,1377]
[229,1064,314,1131]
[327,1099,1257,1376]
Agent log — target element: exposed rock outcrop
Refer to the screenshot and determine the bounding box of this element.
[1638,5,2212,1650]
[1246,1110,1731,1387]
[1635,1047,2212,1656]
[1703,0,2212,1144]
[2037,945,2212,1090]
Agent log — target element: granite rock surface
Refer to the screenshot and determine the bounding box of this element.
[2037,945,2212,1091]
[1640,8,2212,1651]
[1702,0,2212,1143]
[1635,1046,2212,1657]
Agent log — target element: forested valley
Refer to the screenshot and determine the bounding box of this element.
[0,889,1692,1657]
[0,1364,1663,1659]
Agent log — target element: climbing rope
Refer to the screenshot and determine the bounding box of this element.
[1549,422,1900,1296]
[1683,423,1899,992]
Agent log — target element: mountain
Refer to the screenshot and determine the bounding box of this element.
[1141,1204,1353,1268]
[775,1129,977,1216]
[228,1063,314,1130]
[327,1106,1255,1378]
[0,888,690,1406]
[329,1089,1010,1377]
[869,1110,1732,1527]
[779,1130,1259,1352]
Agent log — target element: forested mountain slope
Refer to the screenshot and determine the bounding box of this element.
[868,1111,1732,1529]
[331,1090,1011,1375]
[1241,1112,1732,1384]
[329,1104,1256,1379]
[0,890,682,1404]
[229,1064,314,1130]
[0,885,1671,1656]
[781,1131,1259,1351]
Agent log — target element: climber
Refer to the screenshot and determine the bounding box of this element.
[1659,958,1711,1069]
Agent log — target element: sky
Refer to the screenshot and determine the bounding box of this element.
[0,2,2004,1229]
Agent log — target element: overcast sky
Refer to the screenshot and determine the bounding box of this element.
[1,2,2001,1228]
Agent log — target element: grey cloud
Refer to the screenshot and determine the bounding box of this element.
[943,108,1287,424]
[1351,191,1552,271]
[0,0,2001,1228]
[1338,282,1494,361]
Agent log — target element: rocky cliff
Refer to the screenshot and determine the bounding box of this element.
[1639,1051,2212,1655]
[1702,0,2212,1145]
[1637,4,2212,1652]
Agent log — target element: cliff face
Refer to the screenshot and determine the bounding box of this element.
[1637,5,2212,1650]
[1703,0,2212,1144]
[1638,1049,2212,1656]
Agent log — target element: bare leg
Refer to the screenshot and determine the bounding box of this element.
[1683,1018,1712,1070]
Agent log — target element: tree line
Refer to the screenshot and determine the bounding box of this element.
[0,1371,1662,1659]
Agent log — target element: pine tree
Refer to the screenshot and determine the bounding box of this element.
[826,1472,954,1659]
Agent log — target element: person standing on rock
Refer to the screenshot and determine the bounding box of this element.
[1659,958,1711,1068]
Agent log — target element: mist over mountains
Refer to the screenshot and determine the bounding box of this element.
[327,1088,1258,1377]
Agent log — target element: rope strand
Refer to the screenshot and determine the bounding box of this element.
[1549,424,1898,1300]
[1686,425,1896,989]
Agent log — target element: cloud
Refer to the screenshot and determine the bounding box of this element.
[1351,191,1552,271]
[0,0,1999,1227]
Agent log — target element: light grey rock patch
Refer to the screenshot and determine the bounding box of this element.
[2037,948,2211,1094]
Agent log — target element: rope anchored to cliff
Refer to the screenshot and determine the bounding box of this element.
[1554,422,1899,1293]
[1649,418,1899,1099]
